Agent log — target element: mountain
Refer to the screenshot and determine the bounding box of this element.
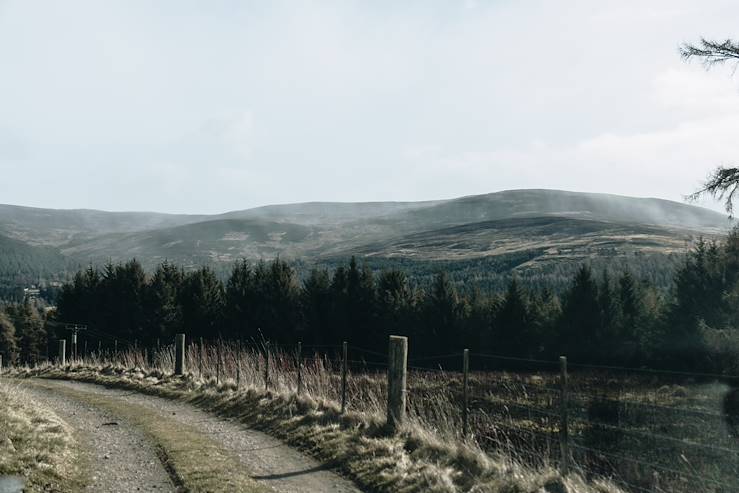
[345,216,693,261]
[0,190,731,285]
[0,232,72,288]
[0,204,207,246]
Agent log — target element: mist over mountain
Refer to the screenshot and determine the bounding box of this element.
[0,189,730,291]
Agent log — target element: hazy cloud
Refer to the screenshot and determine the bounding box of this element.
[0,0,737,213]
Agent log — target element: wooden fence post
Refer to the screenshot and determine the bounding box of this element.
[559,355,570,475]
[71,333,77,361]
[175,334,186,375]
[297,341,303,395]
[264,342,270,391]
[463,348,470,437]
[58,339,66,366]
[0,354,3,373]
[387,335,408,430]
[341,341,348,413]
[114,339,118,355]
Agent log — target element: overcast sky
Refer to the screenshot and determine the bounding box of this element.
[1,1,738,214]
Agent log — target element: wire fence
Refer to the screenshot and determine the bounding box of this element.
[29,333,739,493]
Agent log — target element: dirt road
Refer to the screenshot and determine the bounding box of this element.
[15,378,363,493]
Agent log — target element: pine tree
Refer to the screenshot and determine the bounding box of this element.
[9,301,46,365]
[422,272,463,354]
[494,278,532,357]
[145,261,184,344]
[558,265,600,362]
[301,268,333,344]
[0,312,19,365]
[224,259,254,339]
[597,270,621,360]
[377,269,416,344]
[180,267,225,340]
[264,258,301,342]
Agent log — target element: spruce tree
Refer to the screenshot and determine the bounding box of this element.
[494,278,531,357]
[301,268,333,344]
[180,266,225,340]
[0,312,19,365]
[558,265,600,362]
[146,261,184,343]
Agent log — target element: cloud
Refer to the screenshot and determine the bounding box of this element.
[199,111,255,161]
[653,67,739,115]
[403,114,739,208]
[2,0,739,213]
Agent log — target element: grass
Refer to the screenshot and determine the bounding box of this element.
[7,343,625,493]
[0,379,83,492]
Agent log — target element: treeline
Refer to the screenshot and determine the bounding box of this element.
[2,232,739,372]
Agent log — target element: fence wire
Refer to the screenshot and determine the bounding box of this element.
[40,336,739,493]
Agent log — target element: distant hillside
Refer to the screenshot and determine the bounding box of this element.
[389,189,730,233]
[61,219,317,269]
[0,204,206,246]
[0,190,730,289]
[344,216,692,261]
[0,232,71,285]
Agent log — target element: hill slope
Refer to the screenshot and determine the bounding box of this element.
[0,233,71,290]
[0,204,207,246]
[0,189,730,278]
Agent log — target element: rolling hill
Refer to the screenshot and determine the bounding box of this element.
[0,189,731,286]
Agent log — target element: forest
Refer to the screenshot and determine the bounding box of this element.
[1,231,739,374]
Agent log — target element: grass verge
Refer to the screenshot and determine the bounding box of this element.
[9,364,622,493]
[0,380,83,492]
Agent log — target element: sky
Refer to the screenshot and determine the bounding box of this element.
[1,0,739,214]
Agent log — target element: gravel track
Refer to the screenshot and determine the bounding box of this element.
[18,379,363,493]
[20,382,176,493]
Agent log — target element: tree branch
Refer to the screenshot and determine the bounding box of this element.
[680,38,739,69]
[687,166,739,216]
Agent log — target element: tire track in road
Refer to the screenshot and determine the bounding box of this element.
[17,379,363,493]
[19,379,270,492]
[17,381,176,493]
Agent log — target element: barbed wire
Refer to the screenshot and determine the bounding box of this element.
[567,361,739,381]
[348,345,388,360]
[569,418,739,456]
[481,400,560,420]
[408,353,463,363]
[570,443,734,490]
[566,393,727,421]
[471,352,560,366]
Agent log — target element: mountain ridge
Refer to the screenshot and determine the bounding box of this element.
[0,189,730,281]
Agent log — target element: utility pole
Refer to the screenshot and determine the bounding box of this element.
[65,324,88,361]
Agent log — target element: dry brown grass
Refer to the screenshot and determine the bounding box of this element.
[0,380,82,491]
[7,343,625,493]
